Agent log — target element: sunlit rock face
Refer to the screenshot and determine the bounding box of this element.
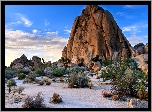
[62,5,135,65]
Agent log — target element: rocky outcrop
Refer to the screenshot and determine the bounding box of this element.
[10,54,29,69]
[62,5,135,65]
[10,54,43,69]
[32,56,42,68]
[134,43,148,55]
[133,54,148,73]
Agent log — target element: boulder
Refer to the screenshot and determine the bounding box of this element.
[32,56,42,68]
[44,67,52,74]
[133,54,148,73]
[92,61,102,72]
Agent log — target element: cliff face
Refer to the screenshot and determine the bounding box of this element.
[62,5,135,65]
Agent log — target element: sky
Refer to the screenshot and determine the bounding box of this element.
[5,5,148,66]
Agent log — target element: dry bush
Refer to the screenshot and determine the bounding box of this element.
[137,90,148,100]
[38,81,44,85]
[50,93,62,104]
[102,90,112,97]
[112,95,119,101]
[22,92,46,108]
[46,81,51,85]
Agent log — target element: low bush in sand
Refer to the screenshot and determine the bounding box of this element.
[50,93,62,104]
[22,92,46,108]
[18,73,26,80]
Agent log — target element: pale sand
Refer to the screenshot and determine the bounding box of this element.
[5,77,148,108]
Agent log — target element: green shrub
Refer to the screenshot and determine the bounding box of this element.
[28,72,40,79]
[67,69,88,88]
[101,57,148,97]
[5,69,17,79]
[17,69,30,75]
[7,78,16,87]
[5,73,13,79]
[52,68,64,77]
[34,68,45,76]
[103,57,113,66]
[18,73,26,80]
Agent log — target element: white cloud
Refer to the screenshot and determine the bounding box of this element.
[122,23,148,32]
[5,21,22,28]
[44,19,50,26]
[32,29,38,34]
[46,31,58,35]
[65,25,68,28]
[64,30,71,34]
[122,25,137,32]
[15,13,33,27]
[127,36,148,47]
[116,12,125,16]
[124,5,137,8]
[5,29,68,66]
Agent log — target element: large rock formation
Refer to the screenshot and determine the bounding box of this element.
[62,5,135,65]
[134,43,148,55]
[10,54,43,69]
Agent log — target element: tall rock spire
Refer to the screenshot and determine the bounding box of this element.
[62,5,135,65]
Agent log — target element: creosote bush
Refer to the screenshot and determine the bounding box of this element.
[22,92,46,108]
[67,69,89,88]
[18,73,26,80]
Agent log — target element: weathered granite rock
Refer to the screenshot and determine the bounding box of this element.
[44,67,52,74]
[32,56,42,68]
[11,54,28,69]
[62,5,135,65]
[144,43,148,54]
[134,43,148,55]
[133,54,148,73]
[10,54,44,69]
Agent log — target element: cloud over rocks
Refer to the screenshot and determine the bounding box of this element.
[5,29,68,66]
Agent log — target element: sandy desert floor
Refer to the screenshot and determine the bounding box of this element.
[5,77,148,108]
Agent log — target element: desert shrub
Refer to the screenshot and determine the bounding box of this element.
[60,57,71,75]
[46,81,51,85]
[102,90,112,97]
[137,90,148,100]
[34,68,45,76]
[18,86,25,94]
[103,57,113,67]
[38,81,45,86]
[22,92,46,108]
[50,93,62,104]
[18,73,26,80]
[112,95,119,101]
[17,69,30,75]
[5,69,17,79]
[5,73,13,79]
[7,78,16,86]
[12,86,25,94]
[52,68,64,77]
[67,69,88,88]
[102,57,148,97]
[28,72,40,79]
[7,80,12,93]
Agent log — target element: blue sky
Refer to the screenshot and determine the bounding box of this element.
[5,5,148,66]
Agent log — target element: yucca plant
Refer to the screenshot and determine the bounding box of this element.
[7,80,12,93]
